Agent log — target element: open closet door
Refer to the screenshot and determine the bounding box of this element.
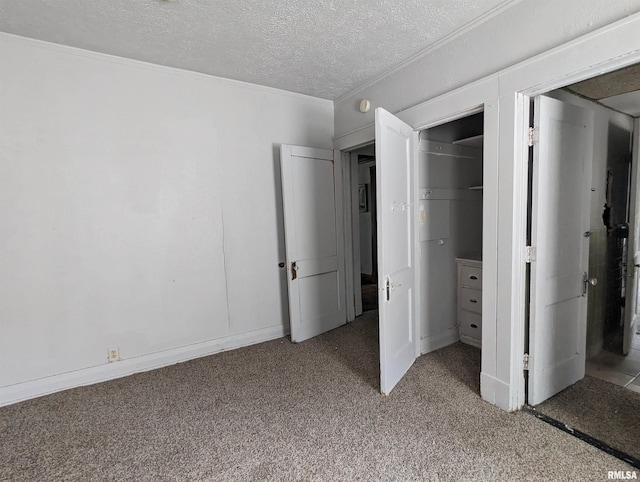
[623,118,640,355]
[528,96,594,405]
[375,108,419,395]
[280,145,346,342]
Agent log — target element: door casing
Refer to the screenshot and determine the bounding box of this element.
[336,13,640,411]
[340,104,491,390]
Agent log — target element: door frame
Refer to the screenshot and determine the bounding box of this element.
[489,19,640,410]
[339,100,494,382]
[335,12,640,411]
[342,150,358,322]
[343,148,373,322]
[512,66,640,409]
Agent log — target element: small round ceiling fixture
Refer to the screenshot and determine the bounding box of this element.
[359,99,371,113]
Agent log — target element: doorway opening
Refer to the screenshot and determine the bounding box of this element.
[351,145,378,314]
[525,64,640,465]
[418,111,484,393]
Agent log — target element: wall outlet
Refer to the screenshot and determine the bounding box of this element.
[107,347,120,362]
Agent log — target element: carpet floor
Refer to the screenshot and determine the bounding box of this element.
[1,311,636,481]
[536,375,640,461]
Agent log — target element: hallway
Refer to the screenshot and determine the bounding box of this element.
[586,332,640,394]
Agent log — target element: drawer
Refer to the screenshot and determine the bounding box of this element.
[460,287,482,314]
[459,310,482,341]
[460,265,482,290]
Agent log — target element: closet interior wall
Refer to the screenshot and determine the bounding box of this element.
[418,114,484,354]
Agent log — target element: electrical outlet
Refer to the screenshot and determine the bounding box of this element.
[107,347,120,362]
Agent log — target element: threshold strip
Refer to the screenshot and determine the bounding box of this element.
[523,405,640,469]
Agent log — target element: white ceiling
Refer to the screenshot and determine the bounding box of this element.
[566,63,640,117]
[600,91,640,117]
[0,0,515,100]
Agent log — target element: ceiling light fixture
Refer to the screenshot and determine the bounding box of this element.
[359,99,371,113]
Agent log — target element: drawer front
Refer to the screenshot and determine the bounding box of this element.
[460,287,482,314]
[460,265,482,290]
[459,311,482,341]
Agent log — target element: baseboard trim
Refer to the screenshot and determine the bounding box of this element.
[420,327,460,354]
[480,372,512,411]
[0,326,288,407]
[459,334,482,349]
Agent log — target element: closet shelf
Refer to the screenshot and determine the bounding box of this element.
[452,134,484,148]
[468,185,483,190]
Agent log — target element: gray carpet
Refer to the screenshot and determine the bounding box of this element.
[0,311,635,481]
[537,375,640,461]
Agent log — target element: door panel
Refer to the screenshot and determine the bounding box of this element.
[375,108,418,395]
[298,272,341,318]
[624,118,640,354]
[280,145,346,342]
[291,158,337,260]
[529,96,594,405]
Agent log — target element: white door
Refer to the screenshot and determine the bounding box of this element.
[375,108,419,394]
[280,145,346,342]
[623,118,640,355]
[528,96,594,405]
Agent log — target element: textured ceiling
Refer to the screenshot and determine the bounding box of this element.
[567,64,640,100]
[0,0,515,99]
[566,63,640,117]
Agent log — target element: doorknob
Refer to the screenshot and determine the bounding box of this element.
[582,272,597,296]
[291,261,298,281]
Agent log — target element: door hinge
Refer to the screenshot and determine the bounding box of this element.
[527,127,537,147]
[525,246,536,263]
[523,353,529,371]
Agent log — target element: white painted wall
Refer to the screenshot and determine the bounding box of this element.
[334,0,640,139]
[418,140,483,352]
[0,34,333,404]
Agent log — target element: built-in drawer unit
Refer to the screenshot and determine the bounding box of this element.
[459,265,482,290]
[456,255,482,349]
[459,310,482,343]
[459,287,482,314]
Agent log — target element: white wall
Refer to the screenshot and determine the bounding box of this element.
[334,0,640,139]
[418,140,483,352]
[0,33,333,404]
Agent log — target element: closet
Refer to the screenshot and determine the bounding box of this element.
[418,112,484,354]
